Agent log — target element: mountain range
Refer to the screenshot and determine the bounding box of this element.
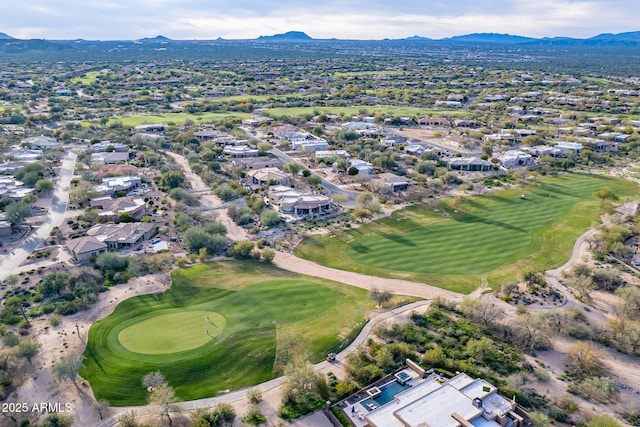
[1,29,640,44]
[2,30,640,53]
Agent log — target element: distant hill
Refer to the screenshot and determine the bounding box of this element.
[139,35,171,42]
[588,31,640,42]
[257,31,312,41]
[400,35,433,41]
[443,33,538,44]
[0,32,14,40]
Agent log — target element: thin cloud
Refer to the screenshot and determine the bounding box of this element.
[0,0,638,40]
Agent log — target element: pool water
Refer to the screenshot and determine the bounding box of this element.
[361,380,411,411]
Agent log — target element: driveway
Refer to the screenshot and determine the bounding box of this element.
[0,151,76,281]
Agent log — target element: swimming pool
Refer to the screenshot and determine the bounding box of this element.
[361,380,411,411]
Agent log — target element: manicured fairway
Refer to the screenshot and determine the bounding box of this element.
[295,174,638,293]
[263,105,471,119]
[97,111,251,126]
[80,261,374,406]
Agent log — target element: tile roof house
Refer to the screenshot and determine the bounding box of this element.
[89,196,146,221]
[94,176,142,196]
[86,223,156,250]
[67,236,108,263]
[377,173,417,193]
[231,157,284,170]
[91,151,130,165]
[23,135,60,150]
[497,150,535,168]
[247,167,290,186]
[279,193,335,217]
[447,157,492,172]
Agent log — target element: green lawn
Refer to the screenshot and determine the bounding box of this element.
[296,174,638,293]
[80,261,374,406]
[72,70,109,85]
[99,112,251,126]
[263,105,471,118]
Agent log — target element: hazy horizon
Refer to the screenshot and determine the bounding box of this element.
[1,0,639,41]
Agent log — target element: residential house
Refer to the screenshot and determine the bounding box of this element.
[342,370,527,427]
[279,193,335,218]
[247,168,290,186]
[522,145,563,158]
[333,159,373,175]
[0,176,35,200]
[67,236,108,263]
[419,117,448,127]
[5,149,42,162]
[94,175,142,196]
[232,157,284,170]
[0,161,29,174]
[292,139,329,152]
[315,150,349,160]
[555,141,584,154]
[89,141,129,152]
[497,150,534,168]
[454,119,484,129]
[270,125,302,140]
[484,133,516,144]
[193,130,224,141]
[90,196,146,221]
[86,222,156,250]
[23,135,60,150]
[223,145,259,158]
[378,173,417,193]
[134,124,166,134]
[242,117,271,128]
[0,220,12,236]
[91,151,130,165]
[405,144,430,156]
[447,157,492,172]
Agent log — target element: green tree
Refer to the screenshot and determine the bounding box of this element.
[39,413,73,427]
[142,370,166,390]
[369,288,392,307]
[260,209,281,228]
[594,187,619,208]
[232,241,255,258]
[182,226,227,254]
[149,382,178,426]
[161,171,186,190]
[285,162,302,180]
[356,191,375,210]
[307,174,322,186]
[53,352,85,389]
[94,252,128,273]
[261,248,276,263]
[587,415,623,427]
[17,338,40,365]
[37,272,70,296]
[567,341,607,378]
[5,201,31,226]
[335,158,350,174]
[35,178,54,194]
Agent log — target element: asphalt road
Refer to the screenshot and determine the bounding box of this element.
[269,148,359,207]
[0,151,76,281]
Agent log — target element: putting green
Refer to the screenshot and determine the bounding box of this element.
[118,311,225,355]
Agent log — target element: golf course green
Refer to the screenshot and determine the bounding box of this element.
[117,311,226,355]
[80,261,377,406]
[296,174,638,292]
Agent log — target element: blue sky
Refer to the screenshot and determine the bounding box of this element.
[2,0,639,40]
